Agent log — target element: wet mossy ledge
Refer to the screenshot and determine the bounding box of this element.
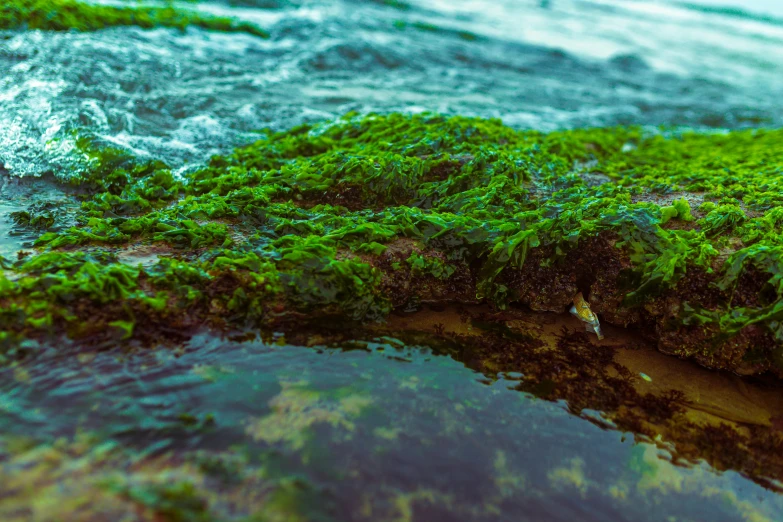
[0,0,269,38]
[2,113,783,376]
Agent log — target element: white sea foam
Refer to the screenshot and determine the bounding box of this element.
[0,0,781,178]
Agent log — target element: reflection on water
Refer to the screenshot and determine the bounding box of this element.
[1,306,782,520]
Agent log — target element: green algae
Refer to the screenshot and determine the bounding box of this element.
[0,0,269,38]
[3,112,783,374]
[547,458,588,497]
[406,251,455,280]
[9,203,58,231]
[0,433,324,522]
[245,380,373,451]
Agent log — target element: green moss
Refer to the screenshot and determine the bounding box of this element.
[406,252,455,280]
[4,112,783,373]
[10,203,56,230]
[0,0,269,37]
[660,198,693,224]
[700,204,746,237]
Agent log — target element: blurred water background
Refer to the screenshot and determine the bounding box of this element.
[1,0,782,177]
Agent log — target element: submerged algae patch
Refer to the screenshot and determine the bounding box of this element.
[2,326,783,521]
[0,0,269,37]
[245,379,373,451]
[375,304,783,492]
[0,433,325,522]
[3,113,783,375]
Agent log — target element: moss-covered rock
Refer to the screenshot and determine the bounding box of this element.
[2,113,783,375]
[0,0,269,37]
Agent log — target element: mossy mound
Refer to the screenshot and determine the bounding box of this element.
[2,113,783,375]
[0,0,269,37]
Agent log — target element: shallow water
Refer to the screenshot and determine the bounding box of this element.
[2,1,783,520]
[2,326,782,521]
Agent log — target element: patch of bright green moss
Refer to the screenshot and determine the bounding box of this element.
[3,113,783,373]
[406,252,455,280]
[0,0,269,38]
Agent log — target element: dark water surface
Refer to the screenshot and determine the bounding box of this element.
[2,330,782,521]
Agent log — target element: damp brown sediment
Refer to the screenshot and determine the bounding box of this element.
[371,304,783,490]
[349,231,780,377]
